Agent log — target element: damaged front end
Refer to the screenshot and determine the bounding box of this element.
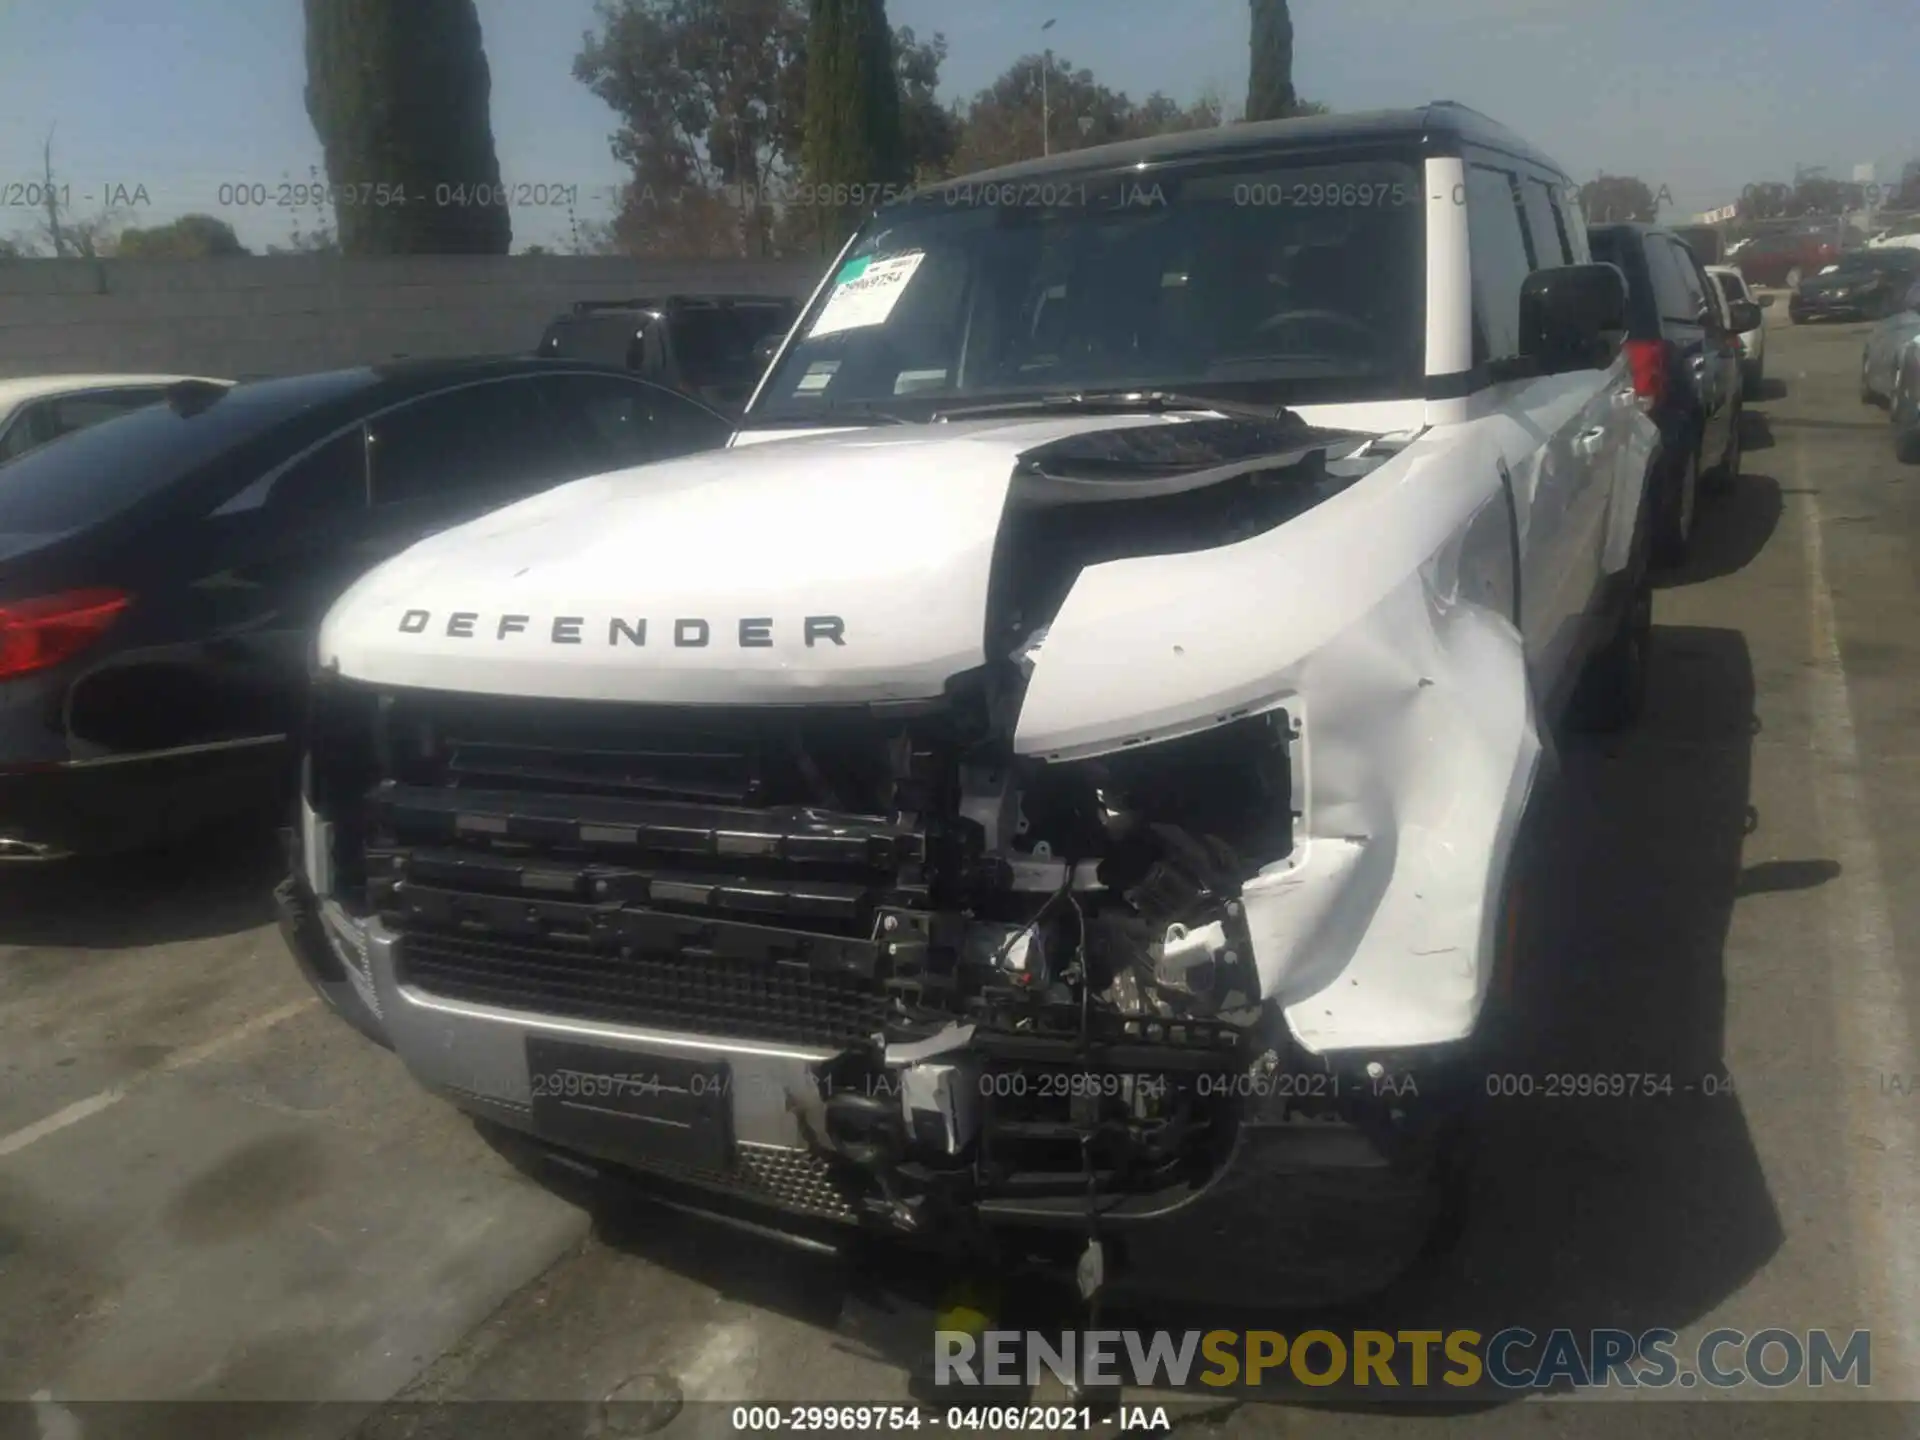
[289,414,1519,1300]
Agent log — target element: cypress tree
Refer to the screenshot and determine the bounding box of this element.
[303,0,511,254]
[1245,0,1298,123]
[801,0,904,248]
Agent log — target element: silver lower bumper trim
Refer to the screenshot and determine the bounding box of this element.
[348,916,862,1223]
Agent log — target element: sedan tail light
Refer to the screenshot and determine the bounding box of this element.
[0,587,131,680]
[1622,339,1668,413]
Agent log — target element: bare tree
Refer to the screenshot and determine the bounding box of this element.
[33,127,131,258]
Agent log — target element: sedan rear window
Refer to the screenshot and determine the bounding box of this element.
[0,371,372,538]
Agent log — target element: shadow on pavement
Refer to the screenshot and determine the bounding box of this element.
[1735,858,1840,896]
[1656,470,1782,589]
[1753,378,1789,403]
[469,628,1781,1418]
[1741,408,1775,451]
[0,807,280,950]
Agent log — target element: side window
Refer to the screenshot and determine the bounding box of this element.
[43,388,167,439]
[1646,241,1699,325]
[367,380,574,508]
[0,402,49,462]
[1464,164,1534,364]
[1521,179,1571,267]
[1669,243,1713,324]
[214,428,367,519]
[1553,184,1591,264]
[542,375,732,469]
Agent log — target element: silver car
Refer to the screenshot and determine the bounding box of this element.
[1861,275,1920,416]
[1707,265,1767,398]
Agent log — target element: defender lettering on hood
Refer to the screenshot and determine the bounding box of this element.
[395,609,848,649]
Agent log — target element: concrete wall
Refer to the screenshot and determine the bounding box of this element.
[0,256,829,379]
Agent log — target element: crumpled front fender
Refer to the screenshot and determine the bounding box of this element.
[1012,431,1543,1054]
[1247,578,1541,1053]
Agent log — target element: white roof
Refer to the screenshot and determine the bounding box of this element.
[0,373,231,420]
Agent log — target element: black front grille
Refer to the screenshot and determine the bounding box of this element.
[358,687,975,1046]
[397,925,894,1049]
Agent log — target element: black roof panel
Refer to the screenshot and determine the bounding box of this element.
[916,102,1566,188]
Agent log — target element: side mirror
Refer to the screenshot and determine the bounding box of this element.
[1726,299,1763,333]
[1514,263,1629,376]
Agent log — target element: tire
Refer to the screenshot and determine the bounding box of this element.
[1571,506,1653,733]
[1652,446,1697,567]
[1895,364,1920,465]
[1862,353,1879,405]
[1703,405,1741,495]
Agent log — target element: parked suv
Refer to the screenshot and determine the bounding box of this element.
[285,104,1659,1309]
[1590,223,1753,562]
[535,295,800,416]
[1671,224,1726,266]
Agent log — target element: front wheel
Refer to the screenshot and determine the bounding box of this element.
[1895,363,1920,464]
[1862,353,1879,405]
[1704,405,1741,495]
[1653,448,1697,566]
[1571,557,1652,734]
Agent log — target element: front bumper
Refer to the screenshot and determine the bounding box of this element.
[1790,295,1876,321]
[277,855,1460,1303]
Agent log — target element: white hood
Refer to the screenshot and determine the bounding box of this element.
[318,413,1190,705]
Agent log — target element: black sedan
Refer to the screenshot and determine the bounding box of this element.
[1790,248,1920,323]
[0,357,732,860]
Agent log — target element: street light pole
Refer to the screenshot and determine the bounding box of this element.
[1041,18,1056,157]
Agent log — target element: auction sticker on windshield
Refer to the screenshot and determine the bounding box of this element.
[808,251,925,338]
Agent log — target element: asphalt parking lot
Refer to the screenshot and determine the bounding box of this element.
[5,305,1920,1439]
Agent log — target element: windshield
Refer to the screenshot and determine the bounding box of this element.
[673,305,796,390]
[0,370,371,539]
[746,152,1425,425]
[1830,251,1910,276]
[539,315,645,368]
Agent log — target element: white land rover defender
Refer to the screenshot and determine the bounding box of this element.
[281,104,1658,1305]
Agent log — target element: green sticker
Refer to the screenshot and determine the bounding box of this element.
[833,255,872,284]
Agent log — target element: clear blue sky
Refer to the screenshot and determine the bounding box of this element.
[0,0,1913,252]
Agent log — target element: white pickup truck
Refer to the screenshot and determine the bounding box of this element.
[281,103,1657,1306]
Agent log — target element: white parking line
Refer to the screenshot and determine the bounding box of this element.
[1800,480,1920,1393]
[0,996,315,1160]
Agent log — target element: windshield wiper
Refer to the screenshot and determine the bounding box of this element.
[929,390,1301,425]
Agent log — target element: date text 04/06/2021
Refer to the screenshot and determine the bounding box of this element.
[726,1404,1171,1432]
